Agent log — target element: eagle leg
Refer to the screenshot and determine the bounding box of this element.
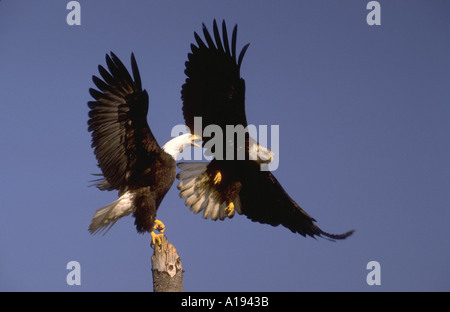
[225,202,235,217]
[150,219,166,247]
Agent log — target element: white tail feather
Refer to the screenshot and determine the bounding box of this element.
[203,197,215,219]
[177,177,196,190]
[218,202,227,220]
[233,196,242,215]
[89,191,134,235]
[191,194,208,214]
[177,162,242,221]
[177,162,208,171]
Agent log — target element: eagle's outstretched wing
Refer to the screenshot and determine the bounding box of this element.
[88,52,162,191]
[238,161,354,240]
[181,19,249,145]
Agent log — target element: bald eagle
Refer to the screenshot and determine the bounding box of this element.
[87,52,200,245]
[177,20,354,240]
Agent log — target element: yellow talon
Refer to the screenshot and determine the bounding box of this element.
[151,231,164,247]
[213,171,222,185]
[225,202,234,217]
[150,219,165,247]
[154,219,165,233]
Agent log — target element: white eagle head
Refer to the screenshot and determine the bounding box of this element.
[162,133,201,160]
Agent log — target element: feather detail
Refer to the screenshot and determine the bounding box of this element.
[177,162,241,221]
[88,191,134,235]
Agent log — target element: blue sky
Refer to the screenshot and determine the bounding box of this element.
[0,0,449,291]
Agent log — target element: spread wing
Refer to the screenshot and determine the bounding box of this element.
[238,161,355,240]
[88,52,162,191]
[181,19,250,147]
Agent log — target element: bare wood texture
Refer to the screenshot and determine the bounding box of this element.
[151,236,184,292]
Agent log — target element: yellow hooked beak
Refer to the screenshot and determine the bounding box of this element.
[190,134,202,148]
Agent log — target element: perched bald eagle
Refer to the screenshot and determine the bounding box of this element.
[177,20,354,240]
[87,52,200,245]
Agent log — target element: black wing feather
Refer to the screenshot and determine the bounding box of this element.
[238,43,250,69]
[237,162,354,240]
[131,53,142,91]
[213,21,224,52]
[231,25,238,63]
[181,20,249,143]
[98,65,115,86]
[202,22,216,49]
[88,52,161,191]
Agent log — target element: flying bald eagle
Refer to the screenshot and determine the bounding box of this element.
[87,52,200,245]
[177,20,354,240]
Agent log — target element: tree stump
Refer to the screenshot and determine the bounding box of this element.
[151,235,183,292]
